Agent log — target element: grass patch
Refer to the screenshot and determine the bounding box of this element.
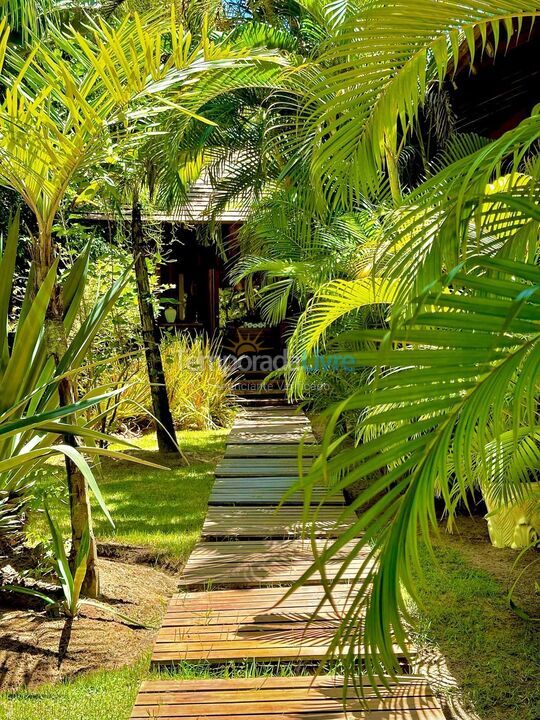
[27,430,227,568]
[0,659,148,720]
[413,541,540,720]
[150,659,350,681]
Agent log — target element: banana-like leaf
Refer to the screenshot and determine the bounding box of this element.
[0,210,18,373]
[56,265,131,377]
[62,242,92,333]
[72,524,90,615]
[0,390,123,439]
[0,258,58,412]
[75,446,168,472]
[2,584,56,606]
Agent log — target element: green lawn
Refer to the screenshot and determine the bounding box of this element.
[27,429,228,568]
[0,660,148,720]
[413,541,540,720]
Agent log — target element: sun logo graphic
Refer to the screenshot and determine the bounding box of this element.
[224,328,271,358]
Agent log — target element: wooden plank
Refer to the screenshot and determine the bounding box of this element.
[167,585,354,612]
[224,444,321,458]
[132,676,444,719]
[136,675,430,691]
[228,408,317,445]
[233,417,311,426]
[215,467,309,478]
[236,408,303,417]
[152,586,408,666]
[228,430,317,445]
[209,481,343,507]
[215,467,310,478]
[229,425,312,435]
[216,458,314,477]
[210,475,344,505]
[218,457,314,467]
[180,539,368,589]
[202,506,353,539]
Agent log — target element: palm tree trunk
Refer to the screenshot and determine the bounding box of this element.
[131,199,179,454]
[35,236,100,598]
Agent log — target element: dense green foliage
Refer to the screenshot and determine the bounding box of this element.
[98,335,238,432]
[196,0,540,684]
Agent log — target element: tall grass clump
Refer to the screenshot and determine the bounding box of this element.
[107,335,238,433]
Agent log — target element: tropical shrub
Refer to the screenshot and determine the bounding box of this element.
[5,505,149,626]
[0,214,162,603]
[161,336,238,430]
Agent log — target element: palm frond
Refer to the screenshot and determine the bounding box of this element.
[377,113,540,308]
[285,277,396,396]
[294,253,540,679]
[297,0,540,204]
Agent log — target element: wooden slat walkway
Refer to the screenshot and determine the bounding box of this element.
[227,406,317,444]
[227,407,316,446]
[228,430,317,444]
[133,403,444,720]
[153,586,349,664]
[152,585,405,665]
[212,411,335,509]
[179,539,369,589]
[202,505,353,539]
[132,676,445,719]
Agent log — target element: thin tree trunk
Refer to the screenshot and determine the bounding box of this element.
[131,199,179,454]
[34,235,100,598]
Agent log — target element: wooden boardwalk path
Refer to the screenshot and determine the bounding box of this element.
[209,478,343,505]
[131,404,445,719]
[180,538,370,589]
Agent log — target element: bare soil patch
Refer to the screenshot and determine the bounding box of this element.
[0,558,176,691]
